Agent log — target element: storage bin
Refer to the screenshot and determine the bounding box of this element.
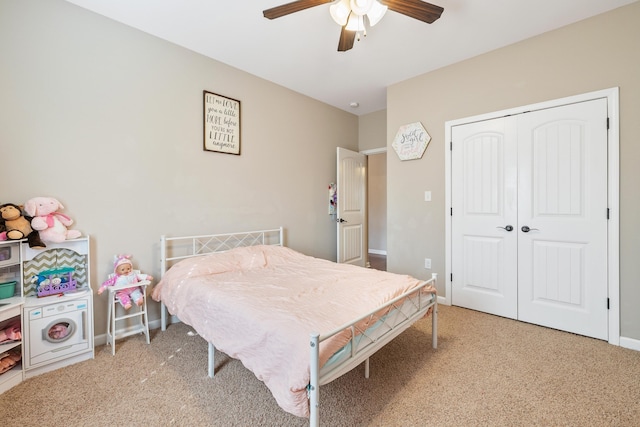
[0,281,17,299]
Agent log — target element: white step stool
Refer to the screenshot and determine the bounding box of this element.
[105,275,151,355]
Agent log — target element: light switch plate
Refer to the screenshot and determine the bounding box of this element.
[424,191,432,202]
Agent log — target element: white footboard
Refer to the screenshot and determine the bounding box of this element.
[308,273,438,427]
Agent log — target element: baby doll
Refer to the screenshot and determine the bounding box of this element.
[98,254,153,310]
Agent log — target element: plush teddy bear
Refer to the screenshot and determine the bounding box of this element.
[0,203,46,248]
[24,197,81,243]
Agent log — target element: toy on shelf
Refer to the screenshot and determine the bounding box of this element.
[99,255,153,310]
[0,203,46,248]
[0,348,21,375]
[24,197,81,243]
[33,267,77,297]
[0,318,21,344]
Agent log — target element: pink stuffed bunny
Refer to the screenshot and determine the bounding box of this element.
[24,197,81,243]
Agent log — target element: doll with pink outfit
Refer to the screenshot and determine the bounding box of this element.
[98,255,153,310]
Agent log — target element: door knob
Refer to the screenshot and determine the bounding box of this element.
[497,225,513,232]
[521,225,539,233]
[336,218,347,223]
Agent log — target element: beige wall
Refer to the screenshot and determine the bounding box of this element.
[0,0,358,335]
[386,2,640,340]
[359,110,388,254]
[367,153,387,253]
[358,109,386,151]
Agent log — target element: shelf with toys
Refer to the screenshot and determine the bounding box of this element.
[0,240,24,394]
[0,197,93,391]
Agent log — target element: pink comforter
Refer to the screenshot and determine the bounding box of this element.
[152,245,435,418]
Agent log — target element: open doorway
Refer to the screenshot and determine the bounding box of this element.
[367,151,387,271]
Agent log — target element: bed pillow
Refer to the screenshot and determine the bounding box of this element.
[205,245,268,272]
[260,244,310,266]
[168,245,267,278]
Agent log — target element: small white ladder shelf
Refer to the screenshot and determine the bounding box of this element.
[105,279,150,355]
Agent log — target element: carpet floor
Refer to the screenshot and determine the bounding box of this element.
[1,304,639,426]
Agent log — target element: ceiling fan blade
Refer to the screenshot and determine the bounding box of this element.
[380,0,444,24]
[337,26,356,52]
[263,0,333,20]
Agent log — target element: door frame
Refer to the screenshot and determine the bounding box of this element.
[444,87,620,345]
[361,147,388,262]
[335,147,387,266]
[336,147,367,266]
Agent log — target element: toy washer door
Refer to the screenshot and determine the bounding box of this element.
[43,318,77,343]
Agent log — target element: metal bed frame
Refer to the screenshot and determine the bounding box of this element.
[158,227,437,427]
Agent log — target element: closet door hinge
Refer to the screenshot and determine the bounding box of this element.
[607,208,610,220]
[450,273,453,282]
[450,207,453,216]
[450,141,453,151]
[607,298,610,309]
[607,117,610,129]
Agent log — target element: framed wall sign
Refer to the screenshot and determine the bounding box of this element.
[391,121,431,161]
[203,90,241,155]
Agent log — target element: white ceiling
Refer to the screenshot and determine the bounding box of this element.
[65,0,636,115]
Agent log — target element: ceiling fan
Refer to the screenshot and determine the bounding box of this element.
[263,0,444,52]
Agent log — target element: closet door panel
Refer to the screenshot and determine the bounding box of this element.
[517,98,608,340]
[451,117,518,318]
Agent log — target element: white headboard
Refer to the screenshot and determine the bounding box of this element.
[160,227,284,276]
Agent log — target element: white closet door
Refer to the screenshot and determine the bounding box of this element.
[517,99,609,340]
[451,98,609,340]
[451,116,518,319]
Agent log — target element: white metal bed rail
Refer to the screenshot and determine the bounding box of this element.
[308,273,438,427]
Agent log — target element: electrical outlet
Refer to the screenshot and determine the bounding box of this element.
[424,258,431,269]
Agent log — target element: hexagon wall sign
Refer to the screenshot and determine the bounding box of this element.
[392,122,431,161]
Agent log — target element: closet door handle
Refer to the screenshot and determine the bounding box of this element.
[521,225,539,233]
[497,225,513,232]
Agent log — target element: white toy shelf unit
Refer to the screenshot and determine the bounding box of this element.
[0,237,95,393]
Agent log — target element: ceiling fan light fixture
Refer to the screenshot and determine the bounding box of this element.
[345,13,365,32]
[329,0,351,26]
[264,0,444,52]
[349,0,374,15]
[366,1,387,26]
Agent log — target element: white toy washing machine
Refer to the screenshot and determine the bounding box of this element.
[24,289,93,375]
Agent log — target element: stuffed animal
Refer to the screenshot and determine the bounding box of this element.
[0,203,46,248]
[24,197,81,243]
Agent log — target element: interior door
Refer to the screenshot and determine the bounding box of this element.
[517,99,609,340]
[451,99,609,340]
[451,117,519,319]
[336,147,366,266]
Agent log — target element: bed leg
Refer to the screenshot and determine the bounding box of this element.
[309,333,320,427]
[161,302,167,331]
[431,273,438,349]
[432,300,438,349]
[208,342,215,378]
[364,358,370,379]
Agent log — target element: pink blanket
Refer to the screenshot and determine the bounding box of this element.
[152,245,435,418]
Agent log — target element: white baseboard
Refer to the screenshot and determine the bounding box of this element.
[368,249,387,255]
[620,336,640,352]
[94,318,164,347]
[437,295,450,306]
